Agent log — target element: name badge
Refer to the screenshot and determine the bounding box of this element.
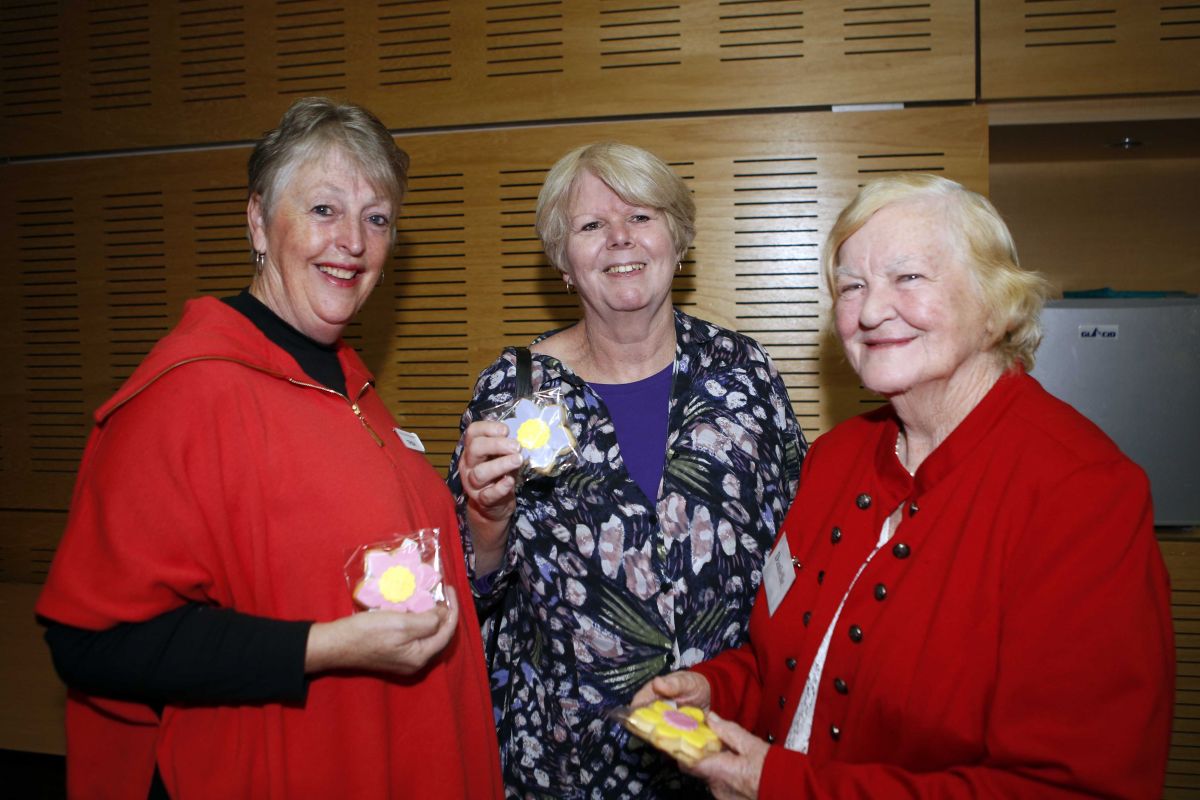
[763,535,797,617]
[393,427,426,452]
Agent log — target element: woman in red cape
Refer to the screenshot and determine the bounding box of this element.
[37,97,502,800]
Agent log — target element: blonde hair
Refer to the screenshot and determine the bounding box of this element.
[248,97,410,227]
[821,173,1051,370]
[535,142,695,271]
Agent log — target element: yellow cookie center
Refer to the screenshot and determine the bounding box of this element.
[379,565,416,602]
[517,417,551,450]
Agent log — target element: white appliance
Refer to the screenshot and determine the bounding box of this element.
[1030,297,1200,527]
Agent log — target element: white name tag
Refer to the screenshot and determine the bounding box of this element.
[763,535,797,617]
[393,427,426,452]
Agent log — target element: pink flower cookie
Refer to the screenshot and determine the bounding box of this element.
[353,541,441,612]
[624,701,722,766]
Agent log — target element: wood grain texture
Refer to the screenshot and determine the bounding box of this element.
[0,581,65,754]
[981,0,1200,99]
[1160,539,1200,798]
[1,5,1195,786]
[0,1,975,157]
[0,106,989,507]
[989,157,1200,296]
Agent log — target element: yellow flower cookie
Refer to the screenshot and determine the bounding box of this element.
[624,701,721,766]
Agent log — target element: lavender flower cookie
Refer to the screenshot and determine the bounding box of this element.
[503,397,576,477]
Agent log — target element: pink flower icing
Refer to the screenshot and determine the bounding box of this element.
[353,544,440,612]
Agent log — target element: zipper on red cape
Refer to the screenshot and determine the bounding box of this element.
[289,378,385,447]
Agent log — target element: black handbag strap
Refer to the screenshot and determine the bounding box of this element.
[482,346,533,670]
[514,346,533,398]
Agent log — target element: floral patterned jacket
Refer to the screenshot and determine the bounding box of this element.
[447,309,806,800]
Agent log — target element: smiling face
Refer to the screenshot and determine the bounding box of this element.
[247,148,394,344]
[563,170,677,324]
[833,199,998,400]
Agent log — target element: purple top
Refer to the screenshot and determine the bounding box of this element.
[588,362,674,502]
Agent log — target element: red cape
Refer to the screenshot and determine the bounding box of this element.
[39,297,502,799]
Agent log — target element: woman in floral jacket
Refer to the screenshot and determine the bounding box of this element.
[447,142,806,799]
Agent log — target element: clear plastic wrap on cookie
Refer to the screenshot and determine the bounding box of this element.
[485,389,579,481]
[610,701,723,767]
[345,529,445,613]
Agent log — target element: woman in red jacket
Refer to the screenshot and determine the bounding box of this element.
[634,173,1174,799]
[37,97,502,800]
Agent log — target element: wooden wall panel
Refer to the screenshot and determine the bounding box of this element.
[0,1,976,157]
[1161,538,1200,799]
[315,106,991,466]
[0,582,65,755]
[0,105,988,519]
[0,511,65,584]
[981,0,1200,99]
[989,157,1200,296]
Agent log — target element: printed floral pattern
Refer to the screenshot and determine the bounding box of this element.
[448,309,806,800]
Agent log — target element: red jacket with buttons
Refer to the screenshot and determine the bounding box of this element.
[37,297,503,800]
[692,369,1174,799]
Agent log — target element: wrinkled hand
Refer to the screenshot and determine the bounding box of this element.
[631,670,712,710]
[459,420,523,572]
[688,712,768,800]
[306,586,461,676]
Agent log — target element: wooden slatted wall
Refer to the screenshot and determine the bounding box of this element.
[981,0,1200,99]
[0,1,976,156]
[1162,539,1200,799]
[1,6,1196,792]
[0,104,989,586]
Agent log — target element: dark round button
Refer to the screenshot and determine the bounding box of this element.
[817,570,824,585]
[892,542,911,559]
[660,578,672,593]
[848,624,863,643]
[874,583,888,601]
[786,657,798,670]
[830,724,841,741]
[909,502,919,516]
[831,526,842,544]
[833,677,848,694]
[766,733,776,744]
[855,493,872,509]
[778,695,786,709]
[803,610,811,627]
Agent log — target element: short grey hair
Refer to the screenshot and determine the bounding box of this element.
[247,97,410,225]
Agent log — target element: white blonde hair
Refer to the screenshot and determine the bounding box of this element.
[822,173,1051,370]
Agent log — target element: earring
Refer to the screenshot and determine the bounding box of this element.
[675,261,683,274]
[254,251,265,273]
